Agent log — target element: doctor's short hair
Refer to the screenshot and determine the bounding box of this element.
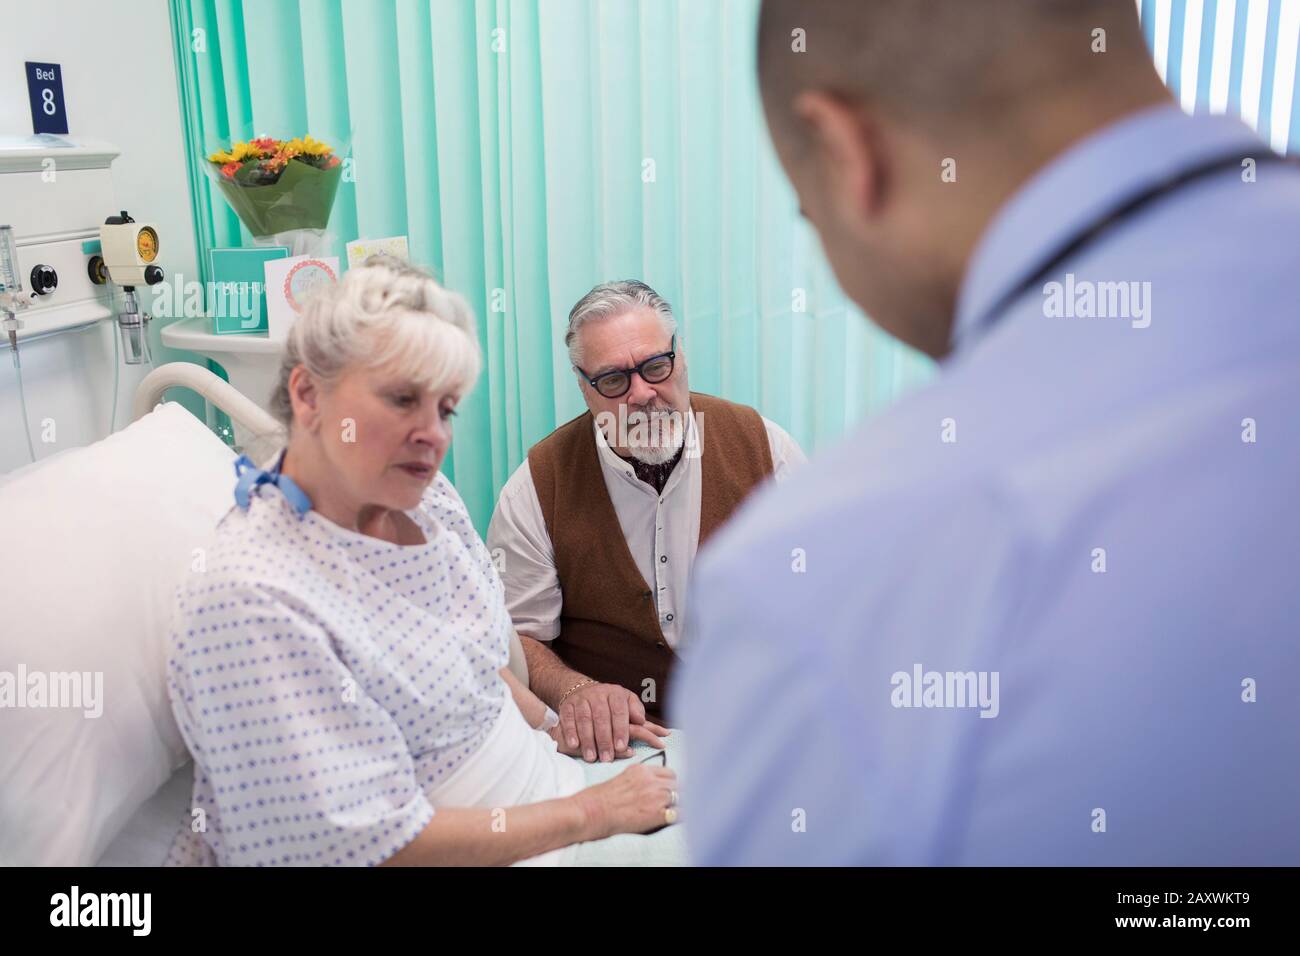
[269,255,482,427]
[565,279,678,368]
[757,0,1150,138]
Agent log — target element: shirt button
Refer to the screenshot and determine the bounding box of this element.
[666,613,674,622]
[660,555,667,563]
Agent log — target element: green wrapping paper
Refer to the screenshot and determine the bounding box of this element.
[212,159,342,237]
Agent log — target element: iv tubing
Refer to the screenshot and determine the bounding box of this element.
[11,344,37,463]
[109,319,121,434]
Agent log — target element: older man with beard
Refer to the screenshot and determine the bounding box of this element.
[488,280,804,763]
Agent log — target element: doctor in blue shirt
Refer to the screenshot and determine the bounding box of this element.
[677,0,1300,864]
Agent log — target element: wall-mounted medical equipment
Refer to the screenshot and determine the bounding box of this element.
[0,136,121,337]
[0,135,159,463]
[88,211,165,364]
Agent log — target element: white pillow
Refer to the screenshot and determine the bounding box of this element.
[0,402,237,865]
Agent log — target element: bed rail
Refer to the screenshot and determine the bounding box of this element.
[131,362,283,448]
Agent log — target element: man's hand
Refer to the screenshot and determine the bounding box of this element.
[550,682,670,762]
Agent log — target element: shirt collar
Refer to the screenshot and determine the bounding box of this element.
[950,103,1264,357]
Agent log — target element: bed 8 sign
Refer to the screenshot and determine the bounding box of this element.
[25,62,69,135]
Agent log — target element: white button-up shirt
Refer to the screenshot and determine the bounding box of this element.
[487,406,804,651]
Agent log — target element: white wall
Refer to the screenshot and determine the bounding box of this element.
[0,0,200,475]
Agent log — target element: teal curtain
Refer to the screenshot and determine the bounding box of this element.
[169,0,934,532]
[170,1,1297,533]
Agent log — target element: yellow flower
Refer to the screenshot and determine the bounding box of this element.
[230,141,264,162]
[210,140,269,165]
[297,135,333,157]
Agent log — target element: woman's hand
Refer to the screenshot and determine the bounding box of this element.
[573,764,679,840]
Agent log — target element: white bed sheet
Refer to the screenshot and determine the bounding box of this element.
[95,763,193,867]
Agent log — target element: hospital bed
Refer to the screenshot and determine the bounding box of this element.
[0,363,529,866]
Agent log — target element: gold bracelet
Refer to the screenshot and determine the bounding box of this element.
[557,677,597,707]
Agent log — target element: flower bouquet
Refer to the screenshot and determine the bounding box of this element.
[205,134,346,256]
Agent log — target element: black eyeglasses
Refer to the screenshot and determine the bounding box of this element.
[575,336,676,399]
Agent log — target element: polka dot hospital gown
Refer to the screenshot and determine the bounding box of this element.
[166,471,512,866]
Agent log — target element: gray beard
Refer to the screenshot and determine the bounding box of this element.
[627,441,682,466]
[623,408,685,465]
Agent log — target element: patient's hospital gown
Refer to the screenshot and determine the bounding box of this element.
[166,472,512,866]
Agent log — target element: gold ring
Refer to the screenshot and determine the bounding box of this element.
[664,807,679,826]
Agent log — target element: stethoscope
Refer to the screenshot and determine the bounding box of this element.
[964,148,1300,342]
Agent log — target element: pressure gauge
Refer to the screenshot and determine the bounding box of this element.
[136,226,159,263]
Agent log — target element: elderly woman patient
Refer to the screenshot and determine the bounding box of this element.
[166,257,683,866]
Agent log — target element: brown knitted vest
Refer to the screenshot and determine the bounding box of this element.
[527,392,774,719]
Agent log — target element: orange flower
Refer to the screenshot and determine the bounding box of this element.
[249,136,278,152]
[262,150,291,173]
[220,161,241,179]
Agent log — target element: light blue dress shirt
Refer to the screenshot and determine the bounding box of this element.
[675,105,1300,865]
